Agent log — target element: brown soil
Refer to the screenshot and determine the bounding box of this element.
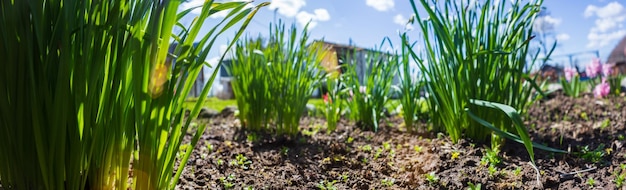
[175,92,626,189]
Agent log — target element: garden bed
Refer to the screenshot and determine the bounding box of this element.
[175,92,626,189]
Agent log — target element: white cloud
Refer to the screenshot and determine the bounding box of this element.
[587,29,626,48]
[533,15,561,33]
[296,9,331,29]
[584,1,624,18]
[366,0,394,12]
[269,0,306,17]
[393,14,414,31]
[584,1,626,48]
[555,33,571,41]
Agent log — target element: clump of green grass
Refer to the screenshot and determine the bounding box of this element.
[405,0,548,150]
[344,38,399,131]
[396,42,427,133]
[0,0,266,189]
[229,21,326,137]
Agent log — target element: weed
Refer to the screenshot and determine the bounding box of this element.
[247,133,260,143]
[346,136,354,144]
[514,167,522,176]
[614,164,626,188]
[414,145,423,153]
[618,134,625,141]
[615,172,625,188]
[599,119,610,131]
[381,178,395,187]
[587,177,595,187]
[481,147,501,166]
[317,180,338,190]
[339,173,349,182]
[217,159,224,166]
[281,146,289,156]
[219,174,237,189]
[383,141,392,150]
[207,143,214,153]
[361,145,372,152]
[425,172,439,184]
[374,148,384,159]
[488,165,499,178]
[578,144,606,163]
[466,182,482,190]
[230,154,252,170]
[580,112,589,121]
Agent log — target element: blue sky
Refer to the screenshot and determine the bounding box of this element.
[178,0,626,92]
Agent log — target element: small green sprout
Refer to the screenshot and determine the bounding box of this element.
[346,136,354,144]
[219,174,236,189]
[466,182,482,190]
[361,145,372,152]
[374,148,384,159]
[339,172,349,182]
[599,119,610,131]
[414,145,423,153]
[381,178,395,187]
[513,166,522,176]
[280,146,289,156]
[425,172,439,184]
[587,177,595,187]
[230,154,252,170]
[317,180,338,190]
[580,112,589,121]
[206,143,214,153]
[246,133,259,143]
[383,141,392,150]
[481,147,501,166]
[579,144,606,163]
[488,165,498,177]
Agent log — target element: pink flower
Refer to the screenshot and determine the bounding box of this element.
[593,78,610,98]
[563,67,578,81]
[323,93,331,104]
[359,86,367,93]
[602,63,614,77]
[586,58,602,78]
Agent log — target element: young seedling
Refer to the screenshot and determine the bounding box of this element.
[280,146,289,156]
[414,145,423,153]
[514,167,522,176]
[219,174,237,189]
[346,136,354,144]
[339,172,349,182]
[425,172,439,185]
[230,154,252,170]
[207,143,214,153]
[466,182,482,190]
[578,144,606,163]
[317,180,338,190]
[381,178,395,187]
[613,164,626,188]
[586,177,595,188]
[488,165,499,178]
[361,145,372,152]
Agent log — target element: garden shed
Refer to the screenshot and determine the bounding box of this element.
[606,35,626,75]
